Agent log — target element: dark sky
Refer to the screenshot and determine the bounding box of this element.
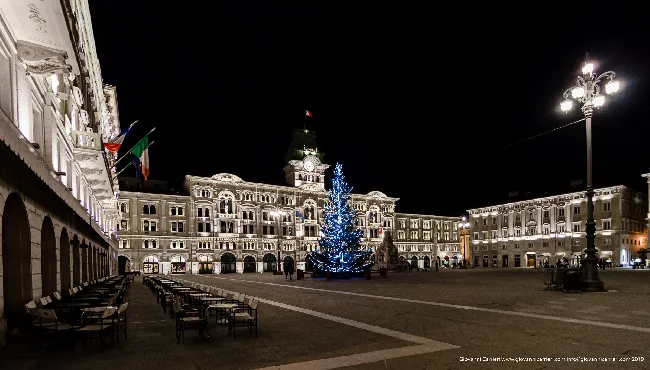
[90,2,648,216]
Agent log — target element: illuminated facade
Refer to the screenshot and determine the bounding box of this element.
[0,0,120,346]
[116,129,461,274]
[466,186,647,268]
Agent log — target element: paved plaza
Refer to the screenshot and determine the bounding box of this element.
[1,268,649,370]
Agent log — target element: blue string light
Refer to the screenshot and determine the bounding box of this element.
[307,163,374,274]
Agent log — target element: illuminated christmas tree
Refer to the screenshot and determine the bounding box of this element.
[307,163,374,273]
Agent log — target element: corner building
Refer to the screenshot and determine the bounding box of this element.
[0,1,122,346]
[466,185,647,268]
[117,129,461,274]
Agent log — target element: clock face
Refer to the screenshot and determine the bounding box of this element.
[304,160,315,172]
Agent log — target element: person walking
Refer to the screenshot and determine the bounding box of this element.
[284,263,289,279]
[289,265,294,280]
[435,261,439,272]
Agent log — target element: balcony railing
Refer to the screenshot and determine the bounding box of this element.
[71,130,101,151]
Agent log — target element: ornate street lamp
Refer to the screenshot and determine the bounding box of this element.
[459,217,471,269]
[560,57,619,291]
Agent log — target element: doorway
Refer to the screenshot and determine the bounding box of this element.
[221,253,236,273]
[243,256,256,272]
[527,254,536,267]
[502,255,509,267]
[263,254,277,272]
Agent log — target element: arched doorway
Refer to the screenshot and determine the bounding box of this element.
[60,229,71,294]
[2,193,33,335]
[305,255,315,272]
[283,256,295,273]
[81,240,88,282]
[411,256,418,268]
[220,253,236,274]
[118,255,129,274]
[40,216,57,297]
[143,255,159,274]
[243,256,256,272]
[262,253,277,272]
[72,235,80,286]
[398,255,405,264]
[198,255,213,274]
[171,255,187,273]
[424,256,430,268]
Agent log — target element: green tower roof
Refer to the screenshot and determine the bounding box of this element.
[284,128,325,163]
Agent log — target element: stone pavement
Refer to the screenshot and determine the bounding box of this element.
[0,268,648,370]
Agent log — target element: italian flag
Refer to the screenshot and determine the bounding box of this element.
[130,134,150,180]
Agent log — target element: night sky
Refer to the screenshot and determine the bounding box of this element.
[90,2,648,216]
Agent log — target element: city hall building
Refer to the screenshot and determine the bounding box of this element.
[466,186,648,268]
[0,1,121,346]
[116,129,462,274]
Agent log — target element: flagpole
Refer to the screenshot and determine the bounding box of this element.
[111,141,156,181]
[110,127,156,169]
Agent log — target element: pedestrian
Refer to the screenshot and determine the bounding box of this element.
[435,261,439,271]
[284,264,289,279]
[289,267,294,280]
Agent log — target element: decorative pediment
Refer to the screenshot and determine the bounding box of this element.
[211,173,244,183]
[16,41,72,76]
[525,220,537,227]
[87,179,106,186]
[367,191,388,198]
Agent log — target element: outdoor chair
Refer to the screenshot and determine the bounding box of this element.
[114,302,129,342]
[29,307,78,351]
[77,306,117,352]
[231,297,259,339]
[173,300,207,343]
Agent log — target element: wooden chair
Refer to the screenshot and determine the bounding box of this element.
[231,298,259,339]
[173,300,207,343]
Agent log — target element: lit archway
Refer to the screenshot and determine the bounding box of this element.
[143,255,159,274]
[220,253,236,274]
[40,216,57,297]
[1,193,33,335]
[262,253,276,272]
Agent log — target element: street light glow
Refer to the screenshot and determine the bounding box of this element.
[593,95,605,107]
[605,80,619,94]
[571,87,585,98]
[582,63,594,74]
[560,100,573,112]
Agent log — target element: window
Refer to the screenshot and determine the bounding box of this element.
[119,202,128,213]
[543,226,549,235]
[483,218,487,225]
[502,228,508,237]
[515,244,520,249]
[528,243,533,249]
[143,204,157,214]
[143,240,158,249]
[452,232,458,240]
[515,213,521,222]
[423,231,430,239]
[411,231,418,239]
[119,239,129,249]
[423,221,430,229]
[142,220,158,232]
[573,239,580,246]
[492,217,497,225]
[481,231,487,239]
[119,220,129,231]
[411,220,418,228]
[492,245,497,251]
[491,231,497,239]
[543,242,549,248]
[603,202,611,212]
[473,232,479,240]
[399,220,405,228]
[573,223,580,232]
[169,205,184,216]
[444,232,449,240]
[558,208,565,216]
[483,245,488,251]
[170,221,184,232]
[515,229,521,237]
[198,241,211,249]
[603,220,611,230]
[398,231,405,239]
[573,205,580,215]
[170,240,185,249]
[543,210,549,218]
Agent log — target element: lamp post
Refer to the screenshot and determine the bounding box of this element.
[459,217,471,269]
[271,210,286,273]
[560,57,620,292]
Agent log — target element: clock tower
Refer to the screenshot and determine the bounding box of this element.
[283,129,329,189]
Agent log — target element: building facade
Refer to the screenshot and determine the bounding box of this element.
[466,186,648,268]
[0,0,121,346]
[116,130,462,274]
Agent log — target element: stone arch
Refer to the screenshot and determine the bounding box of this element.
[262,253,277,272]
[59,228,71,294]
[81,240,88,283]
[71,234,81,286]
[1,193,33,335]
[118,254,130,274]
[220,252,236,274]
[243,255,256,273]
[40,216,57,297]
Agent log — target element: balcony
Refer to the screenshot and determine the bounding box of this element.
[71,130,102,151]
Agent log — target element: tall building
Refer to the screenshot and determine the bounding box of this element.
[0,1,121,346]
[466,186,648,268]
[116,129,461,274]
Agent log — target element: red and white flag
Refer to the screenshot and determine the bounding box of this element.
[305,109,313,117]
